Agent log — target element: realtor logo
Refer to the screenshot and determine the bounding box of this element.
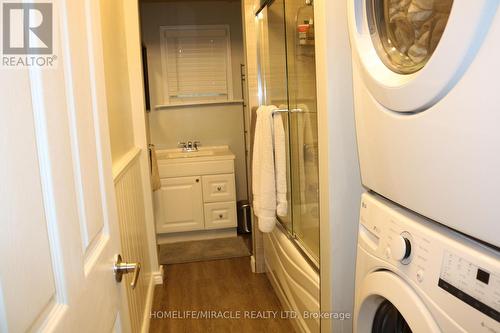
[1,1,56,67]
[2,2,52,54]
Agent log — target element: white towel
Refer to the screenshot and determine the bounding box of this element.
[253,105,276,232]
[252,105,288,233]
[150,145,161,191]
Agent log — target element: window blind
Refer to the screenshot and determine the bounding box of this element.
[162,26,231,104]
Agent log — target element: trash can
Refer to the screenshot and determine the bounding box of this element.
[237,200,252,234]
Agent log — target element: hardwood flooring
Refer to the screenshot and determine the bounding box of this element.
[149,257,294,333]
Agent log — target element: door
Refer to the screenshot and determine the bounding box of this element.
[157,177,204,233]
[257,0,294,232]
[257,0,320,262]
[348,0,497,111]
[355,271,440,333]
[285,0,319,261]
[0,0,128,332]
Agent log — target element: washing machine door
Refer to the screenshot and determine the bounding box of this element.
[347,0,498,112]
[355,271,440,333]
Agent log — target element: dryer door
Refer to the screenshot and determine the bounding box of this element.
[347,0,498,112]
[354,271,440,333]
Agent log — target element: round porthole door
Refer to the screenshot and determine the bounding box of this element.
[354,271,440,333]
[372,300,413,333]
[348,0,498,112]
[367,0,453,75]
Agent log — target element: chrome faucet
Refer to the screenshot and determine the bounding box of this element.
[178,140,200,152]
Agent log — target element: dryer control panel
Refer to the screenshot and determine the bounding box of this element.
[439,251,500,322]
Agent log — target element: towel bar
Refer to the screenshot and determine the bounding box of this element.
[272,108,304,115]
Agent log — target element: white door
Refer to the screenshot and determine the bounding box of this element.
[0,0,132,332]
[355,271,440,333]
[157,177,205,233]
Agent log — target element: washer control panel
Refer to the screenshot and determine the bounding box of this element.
[439,251,500,322]
[359,193,500,332]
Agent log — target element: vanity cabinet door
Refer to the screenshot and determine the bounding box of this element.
[156,176,204,233]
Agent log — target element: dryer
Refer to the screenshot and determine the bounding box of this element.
[348,0,500,247]
[354,193,500,332]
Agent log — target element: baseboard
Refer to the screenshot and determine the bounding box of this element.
[250,255,256,273]
[140,268,164,333]
[140,273,156,333]
[152,266,164,285]
[156,228,237,244]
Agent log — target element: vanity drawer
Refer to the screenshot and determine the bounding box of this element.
[204,201,237,229]
[202,174,236,203]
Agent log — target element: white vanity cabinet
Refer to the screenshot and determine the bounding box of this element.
[155,146,237,236]
[157,176,204,233]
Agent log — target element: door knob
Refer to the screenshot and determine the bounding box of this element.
[114,254,141,289]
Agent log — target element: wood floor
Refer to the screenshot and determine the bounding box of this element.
[149,257,294,333]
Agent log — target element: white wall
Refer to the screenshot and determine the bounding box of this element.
[315,0,363,332]
[101,0,135,163]
[100,1,161,331]
[140,0,248,201]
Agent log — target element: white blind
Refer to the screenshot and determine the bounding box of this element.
[162,27,231,104]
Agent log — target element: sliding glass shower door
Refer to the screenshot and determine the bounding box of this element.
[257,0,319,263]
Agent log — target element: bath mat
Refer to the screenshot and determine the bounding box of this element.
[159,236,251,265]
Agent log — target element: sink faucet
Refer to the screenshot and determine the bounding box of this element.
[178,140,200,152]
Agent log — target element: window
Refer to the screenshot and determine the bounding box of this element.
[160,25,233,105]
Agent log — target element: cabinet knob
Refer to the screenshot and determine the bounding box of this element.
[196,179,200,183]
[217,186,222,191]
[219,214,224,219]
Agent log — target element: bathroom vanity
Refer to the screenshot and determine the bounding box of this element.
[154,146,237,243]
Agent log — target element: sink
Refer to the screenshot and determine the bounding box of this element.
[164,150,215,159]
[156,145,234,163]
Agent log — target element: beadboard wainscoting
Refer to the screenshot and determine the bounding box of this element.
[113,148,157,333]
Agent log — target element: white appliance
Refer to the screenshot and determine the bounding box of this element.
[347,0,500,247]
[354,193,500,332]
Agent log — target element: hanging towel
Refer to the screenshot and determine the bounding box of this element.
[274,110,288,217]
[252,105,277,232]
[149,144,161,191]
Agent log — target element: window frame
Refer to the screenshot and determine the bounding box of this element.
[159,24,234,106]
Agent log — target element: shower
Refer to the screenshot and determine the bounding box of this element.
[256,0,319,264]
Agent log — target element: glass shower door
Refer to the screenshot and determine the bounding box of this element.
[257,0,294,233]
[257,0,319,263]
[285,0,319,261]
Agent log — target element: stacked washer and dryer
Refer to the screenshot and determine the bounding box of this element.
[347,0,500,331]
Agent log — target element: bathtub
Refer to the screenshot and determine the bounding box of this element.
[264,224,320,333]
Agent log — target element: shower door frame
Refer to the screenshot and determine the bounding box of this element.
[255,0,320,270]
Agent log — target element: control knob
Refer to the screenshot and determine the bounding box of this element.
[390,234,412,263]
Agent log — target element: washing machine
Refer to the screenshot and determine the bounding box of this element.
[347,0,500,247]
[354,193,500,332]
